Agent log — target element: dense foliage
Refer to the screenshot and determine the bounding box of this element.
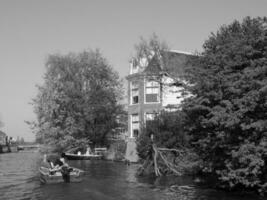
[136,17,267,194]
[137,111,188,160]
[184,17,267,193]
[32,50,123,152]
[136,111,201,176]
[133,33,169,68]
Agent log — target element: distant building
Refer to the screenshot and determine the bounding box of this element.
[125,50,194,162]
[0,130,7,145]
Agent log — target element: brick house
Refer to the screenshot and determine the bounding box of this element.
[125,50,194,162]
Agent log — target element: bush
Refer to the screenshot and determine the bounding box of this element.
[136,111,201,176]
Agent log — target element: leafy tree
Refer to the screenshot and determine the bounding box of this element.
[17,137,25,145]
[184,17,267,193]
[132,33,169,69]
[32,50,123,152]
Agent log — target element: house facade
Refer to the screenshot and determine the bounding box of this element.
[125,50,193,162]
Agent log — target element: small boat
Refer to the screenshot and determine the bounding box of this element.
[39,167,85,184]
[17,146,25,151]
[64,153,103,160]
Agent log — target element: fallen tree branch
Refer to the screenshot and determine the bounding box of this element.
[158,147,184,153]
[153,144,162,176]
[158,150,182,176]
[139,142,188,177]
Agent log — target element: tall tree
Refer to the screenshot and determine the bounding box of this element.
[133,33,169,69]
[32,50,123,152]
[184,17,267,192]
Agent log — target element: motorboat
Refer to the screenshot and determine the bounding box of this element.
[64,152,103,160]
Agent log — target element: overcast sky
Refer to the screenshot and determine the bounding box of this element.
[0,0,266,141]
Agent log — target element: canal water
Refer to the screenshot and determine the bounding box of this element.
[0,152,264,200]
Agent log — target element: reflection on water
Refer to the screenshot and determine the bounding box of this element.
[0,152,264,200]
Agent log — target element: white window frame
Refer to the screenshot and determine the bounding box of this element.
[130,81,139,105]
[144,78,160,104]
[130,114,139,138]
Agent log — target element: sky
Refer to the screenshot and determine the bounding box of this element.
[0,0,266,141]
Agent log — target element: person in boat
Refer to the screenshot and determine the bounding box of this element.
[51,153,72,182]
[85,146,92,155]
[50,153,68,171]
[40,154,53,169]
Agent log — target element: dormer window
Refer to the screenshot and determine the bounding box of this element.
[131,81,139,104]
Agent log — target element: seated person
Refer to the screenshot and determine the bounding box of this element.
[52,153,72,182]
[40,154,53,169]
[50,153,72,173]
[85,147,92,155]
[53,154,66,165]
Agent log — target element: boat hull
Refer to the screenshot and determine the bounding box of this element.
[64,153,103,160]
[39,167,84,184]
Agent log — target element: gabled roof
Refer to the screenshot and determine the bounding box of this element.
[144,50,195,77]
[143,55,162,74]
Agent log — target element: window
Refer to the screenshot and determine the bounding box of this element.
[131,114,139,138]
[133,130,139,138]
[145,112,158,128]
[145,79,160,103]
[145,113,157,121]
[132,114,139,122]
[132,90,139,104]
[131,81,139,104]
